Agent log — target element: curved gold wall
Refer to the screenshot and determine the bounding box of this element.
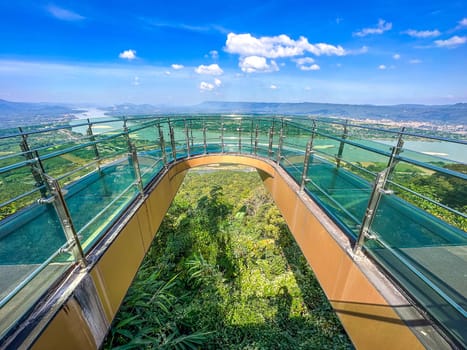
[29,155,443,350]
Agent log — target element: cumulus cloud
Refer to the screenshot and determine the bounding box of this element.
[119,49,137,60]
[214,78,222,87]
[354,19,392,37]
[434,35,467,48]
[404,29,441,38]
[378,65,387,70]
[199,81,215,91]
[393,53,401,60]
[195,63,223,75]
[293,57,320,71]
[239,56,279,73]
[457,18,467,29]
[171,64,184,70]
[47,5,85,21]
[225,33,347,58]
[270,84,278,89]
[210,50,219,59]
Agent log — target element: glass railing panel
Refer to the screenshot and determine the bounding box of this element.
[127,123,165,186]
[310,137,342,163]
[282,123,310,151]
[398,134,466,165]
[0,201,73,338]
[92,133,129,164]
[339,143,391,183]
[41,145,98,181]
[279,150,304,183]
[389,160,466,232]
[302,156,373,236]
[71,117,124,136]
[365,192,467,348]
[63,158,139,251]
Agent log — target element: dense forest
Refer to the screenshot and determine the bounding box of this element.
[103,168,353,349]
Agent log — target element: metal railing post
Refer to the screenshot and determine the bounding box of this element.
[123,119,144,195]
[336,119,348,168]
[184,119,191,157]
[157,123,167,166]
[36,164,87,267]
[169,121,177,160]
[276,121,284,164]
[354,168,390,253]
[129,144,144,195]
[268,126,274,158]
[254,124,259,156]
[86,119,101,173]
[220,122,225,153]
[300,140,313,191]
[203,123,207,154]
[189,120,194,147]
[238,119,242,153]
[18,127,47,198]
[250,119,254,153]
[386,127,405,180]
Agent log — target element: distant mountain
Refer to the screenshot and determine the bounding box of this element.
[0,99,84,127]
[191,101,467,124]
[0,99,465,127]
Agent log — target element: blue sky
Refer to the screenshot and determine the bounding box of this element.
[0,0,466,106]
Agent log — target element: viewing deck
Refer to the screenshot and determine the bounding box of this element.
[0,115,465,349]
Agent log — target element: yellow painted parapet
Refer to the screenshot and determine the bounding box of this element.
[20,154,448,350]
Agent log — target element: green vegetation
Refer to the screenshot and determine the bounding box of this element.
[103,169,352,349]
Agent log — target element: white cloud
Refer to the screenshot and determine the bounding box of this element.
[270,84,278,89]
[171,64,184,70]
[404,29,441,38]
[378,65,387,70]
[302,64,320,71]
[214,78,222,87]
[354,19,392,37]
[164,71,171,75]
[294,57,315,65]
[393,53,401,60]
[434,35,467,48]
[293,57,320,70]
[457,18,467,29]
[119,49,137,60]
[199,81,215,91]
[132,76,140,86]
[195,64,223,75]
[239,56,279,73]
[47,5,85,21]
[409,59,422,64]
[225,32,347,58]
[210,50,219,59]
